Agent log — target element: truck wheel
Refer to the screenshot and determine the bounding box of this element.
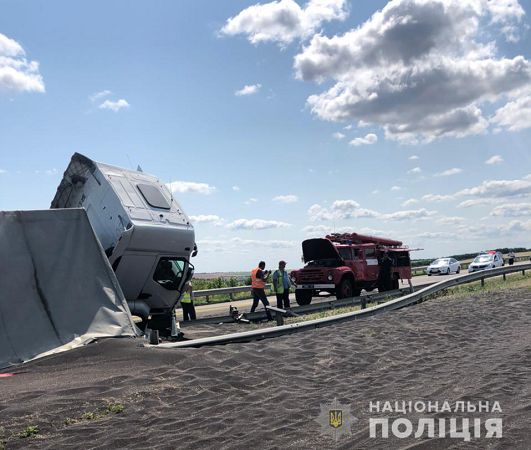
[295,289,312,306]
[336,278,354,299]
[352,288,362,297]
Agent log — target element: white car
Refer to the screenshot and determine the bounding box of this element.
[426,258,461,275]
[468,252,504,273]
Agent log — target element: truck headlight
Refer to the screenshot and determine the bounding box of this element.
[327,274,333,281]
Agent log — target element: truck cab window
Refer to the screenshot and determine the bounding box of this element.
[365,248,376,258]
[338,248,352,260]
[153,257,186,290]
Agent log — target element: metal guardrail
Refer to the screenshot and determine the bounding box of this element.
[181,283,433,326]
[156,263,530,349]
[192,284,272,302]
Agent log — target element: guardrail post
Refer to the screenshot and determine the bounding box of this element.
[523,269,526,276]
[206,295,210,303]
[481,278,485,287]
[276,311,284,326]
[503,273,506,281]
[229,293,234,301]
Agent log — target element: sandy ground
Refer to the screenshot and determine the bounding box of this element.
[1,288,530,449]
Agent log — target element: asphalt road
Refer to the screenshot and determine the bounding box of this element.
[177,261,529,320]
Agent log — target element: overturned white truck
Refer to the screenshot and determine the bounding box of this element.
[51,153,196,335]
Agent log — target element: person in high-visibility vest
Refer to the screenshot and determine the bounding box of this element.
[272,260,291,309]
[181,281,196,321]
[250,261,272,320]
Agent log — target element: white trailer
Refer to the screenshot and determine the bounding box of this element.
[51,153,196,334]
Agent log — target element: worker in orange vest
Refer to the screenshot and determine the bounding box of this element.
[250,261,273,320]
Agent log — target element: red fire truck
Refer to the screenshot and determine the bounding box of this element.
[290,232,413,305]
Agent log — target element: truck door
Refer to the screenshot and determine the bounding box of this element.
[364,247,379,280]
[136,256,188,312]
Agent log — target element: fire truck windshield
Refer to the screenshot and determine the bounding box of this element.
[306,258,343,268]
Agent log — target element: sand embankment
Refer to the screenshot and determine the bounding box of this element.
[1,288,530,449]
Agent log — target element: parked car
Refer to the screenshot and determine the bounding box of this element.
[468,252,504,273]
[426,258,461,275]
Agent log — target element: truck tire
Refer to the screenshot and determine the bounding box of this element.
[336,278,354,299]
[295,289,312,306]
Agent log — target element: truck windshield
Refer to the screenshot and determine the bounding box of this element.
[153,257,186,290]
[306,258,342,268]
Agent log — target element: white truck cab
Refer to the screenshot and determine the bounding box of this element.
[51,153,196,334]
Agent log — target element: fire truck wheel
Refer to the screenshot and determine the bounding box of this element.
[295,289,312,306]
[336,278,354,299]
[352,288,362,297]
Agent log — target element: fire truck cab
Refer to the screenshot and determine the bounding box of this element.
[290,233,412,306]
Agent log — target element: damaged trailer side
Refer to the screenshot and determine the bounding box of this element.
[0,209,138,369]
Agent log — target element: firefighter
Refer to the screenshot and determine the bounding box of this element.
[378,251,393,292]
[272,260,291,309]
[250,261,273,320]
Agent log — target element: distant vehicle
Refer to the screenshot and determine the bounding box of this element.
[426,258,461,275]
[468,251,504,273]
[51,153,197,334]
[290,232,412,306]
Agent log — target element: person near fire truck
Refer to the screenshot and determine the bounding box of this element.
[250,261,273,320]
[272,260,292,309]
[378,251,393,291]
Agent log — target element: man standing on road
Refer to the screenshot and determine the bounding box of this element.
[250,261,273,320]
[272,260,291,309]
[181,281,196,321]
[378,251,393,292]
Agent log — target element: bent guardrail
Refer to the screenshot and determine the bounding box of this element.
[157,263,530,349]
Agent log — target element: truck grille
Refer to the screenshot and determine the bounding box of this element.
[299,269,326,283]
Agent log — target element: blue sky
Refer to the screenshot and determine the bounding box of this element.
[1,0,530,272]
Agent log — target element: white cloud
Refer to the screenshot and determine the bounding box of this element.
[491,94,531,131]
[457,198,500,208]
[293,0,531,142]
[372,189,379,194]
[99,99,130,112]
[235,83,262,96]
[349,133,377,146]
[402,198,418,207]
[221,0,348,45]
[0,33,44,93]
[308,200,379,221]
[485,155,504,165]
[332,131,345,140]
[189,215,224,225]
[166,180,216,195]
[272,194,299,203]
[417,231,459,240]
[436,168,462,177]
[408,167,422,174]
[244,197,258,205]
[232,185,240,191]
[0,169,7,174]
[90,90,112,103]
[421,194,453,202]
[435,215,466,225]
[381,208,437,221]
[490,203,531,217]
[390,186,401,191]
[456,176,531,199]
[408,155,419,161]
[226,218,291,230]
[198,237,297,251]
